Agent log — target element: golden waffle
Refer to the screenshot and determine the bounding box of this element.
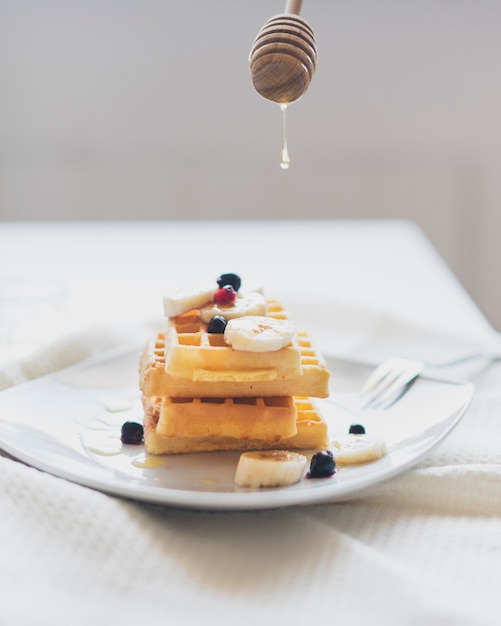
[156,395,297,440]
[143,395,329,455]
[140,330,330,398]
[163,300,304,383]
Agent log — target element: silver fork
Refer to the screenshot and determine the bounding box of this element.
[361,351,501,410]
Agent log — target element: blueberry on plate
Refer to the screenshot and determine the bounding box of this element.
[349,424,366,435]
[308,450,336,478]
[120,421,144,445]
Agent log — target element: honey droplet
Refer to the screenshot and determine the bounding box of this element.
[200,477,217,486]
[279,103,291,170]
[132,456,165,469]
[87,445,122,457]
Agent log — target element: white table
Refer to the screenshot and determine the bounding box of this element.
[0,220,500,626]
[0,219,492,342]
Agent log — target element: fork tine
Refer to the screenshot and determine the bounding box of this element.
[360,357,400,394]
[362,357,425,410]
[366,367,421,409]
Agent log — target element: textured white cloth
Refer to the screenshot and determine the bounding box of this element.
[1,303,501,626]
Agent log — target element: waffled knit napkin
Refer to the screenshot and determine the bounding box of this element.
[1,364,501,626]
[1,317,501,625]
[0,323,154,392]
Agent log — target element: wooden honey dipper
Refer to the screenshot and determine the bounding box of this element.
[249,0,317,104]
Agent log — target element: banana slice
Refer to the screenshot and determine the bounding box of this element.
[163,286,216,318]
[235,450,307,488]
[331,433,387,465]
[224,315,295,352]
[199,291,267,324]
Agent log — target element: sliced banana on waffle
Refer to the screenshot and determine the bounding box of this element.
[200,291,267,324]
[163,286,216,317]
[224,315,295,352]
[235,450,307,488]
[331,433,387,465]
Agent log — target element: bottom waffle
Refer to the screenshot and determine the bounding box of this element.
[156,395,297,440]
[143,395,329,455]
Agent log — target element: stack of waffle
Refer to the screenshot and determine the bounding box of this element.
[140,295,331,455]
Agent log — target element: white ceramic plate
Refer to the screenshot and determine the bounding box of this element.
[0,346,473,510]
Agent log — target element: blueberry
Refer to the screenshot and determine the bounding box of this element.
[349,424,366,435]
[308,450,335,478]
[207,315,228,334]
[120,421,144,445]
[217,273,241,292]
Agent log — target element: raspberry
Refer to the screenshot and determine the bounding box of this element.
[307,450,335,478]
[214,285,237,305]
[121,421,144,445]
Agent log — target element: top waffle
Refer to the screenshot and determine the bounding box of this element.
[165,299,302,380]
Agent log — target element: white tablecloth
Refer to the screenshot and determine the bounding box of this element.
[0,220,500,625]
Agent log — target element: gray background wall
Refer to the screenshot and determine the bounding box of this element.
[1,0,500,328]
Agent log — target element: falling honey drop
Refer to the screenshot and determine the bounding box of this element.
[279,103,291,170]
